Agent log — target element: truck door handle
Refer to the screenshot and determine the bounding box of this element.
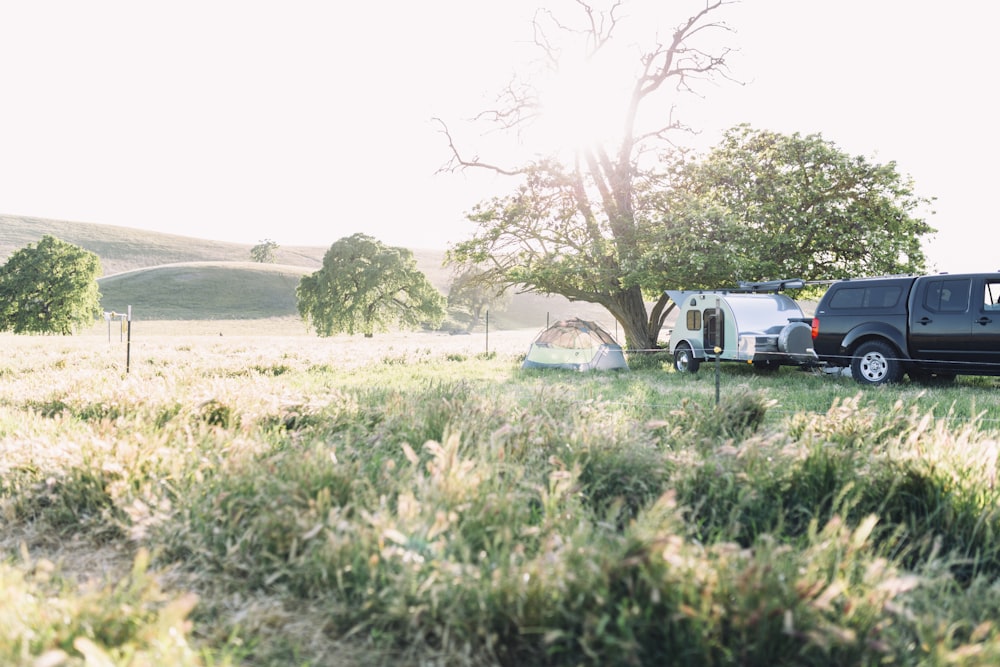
[917,317,932,325]
[978,317,993,326]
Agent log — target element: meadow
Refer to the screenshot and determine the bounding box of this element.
[2,322,1000,666]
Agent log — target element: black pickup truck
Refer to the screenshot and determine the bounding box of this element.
[810,272,1000,384]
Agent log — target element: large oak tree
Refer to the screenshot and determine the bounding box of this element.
[440,0,739,351]
[439,2,934,351]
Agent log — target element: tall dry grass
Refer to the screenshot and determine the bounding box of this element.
[1,328,999,666]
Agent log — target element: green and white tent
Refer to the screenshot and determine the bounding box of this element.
[521,318,629,371]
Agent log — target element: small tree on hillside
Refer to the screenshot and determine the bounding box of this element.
[250,239,279,263]
[297,233,446,337]
[0,235,103,334]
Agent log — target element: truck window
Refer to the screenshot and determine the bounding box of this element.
[828,285,902,309]
[986,280,1000,310]
[924,278,971,313]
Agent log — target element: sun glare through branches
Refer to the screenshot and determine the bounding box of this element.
[531,51,633,159]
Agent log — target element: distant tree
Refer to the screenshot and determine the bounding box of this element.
[297,233,446,337]
[0,235,102,334]
[250,239,280,263]
[447,265,510,331]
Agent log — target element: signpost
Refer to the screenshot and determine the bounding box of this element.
[103,306,133,374]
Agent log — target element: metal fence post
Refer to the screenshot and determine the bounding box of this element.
[715,297,721,405]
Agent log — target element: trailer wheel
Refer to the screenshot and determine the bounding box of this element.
[850,340,903,385]
[673,343,700,373]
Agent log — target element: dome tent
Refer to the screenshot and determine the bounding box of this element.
[521,318,629,371]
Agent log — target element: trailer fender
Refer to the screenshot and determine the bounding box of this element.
[671,337,706,359]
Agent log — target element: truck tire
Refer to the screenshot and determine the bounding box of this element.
[850,340,903,385]
[673,343,700,373]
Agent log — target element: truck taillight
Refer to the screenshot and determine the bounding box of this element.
[811,317,820,339]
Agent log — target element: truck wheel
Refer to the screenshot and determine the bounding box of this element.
[673,343,700,373]
[850,341,903,385]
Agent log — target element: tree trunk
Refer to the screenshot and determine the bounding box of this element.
[608,284,657,352]
[648,293,676,344]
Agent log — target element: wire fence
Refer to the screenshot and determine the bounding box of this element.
[801,351,1000,372]
[623,346,1000,374]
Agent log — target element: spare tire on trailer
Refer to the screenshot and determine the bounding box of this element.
[777,321,813,364]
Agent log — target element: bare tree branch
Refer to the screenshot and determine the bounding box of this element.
[432,118,525,176]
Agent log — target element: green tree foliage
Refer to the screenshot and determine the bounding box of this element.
[639,125,935,288]
[297,233,446,337]
[0,235,102,334]
[250,239,279,263]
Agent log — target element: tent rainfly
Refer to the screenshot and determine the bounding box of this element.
[521,318,629,371]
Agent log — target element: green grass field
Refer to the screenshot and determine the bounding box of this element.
[2,326,1000,666]
[5,215,1000,665]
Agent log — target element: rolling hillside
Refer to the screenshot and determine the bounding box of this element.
[0,215,613,330]
[0,214,325,276]
[99,262,310,320]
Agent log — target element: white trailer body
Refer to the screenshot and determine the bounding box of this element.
[665,288,816,373]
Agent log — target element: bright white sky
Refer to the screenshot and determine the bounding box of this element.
[1,1,995,273]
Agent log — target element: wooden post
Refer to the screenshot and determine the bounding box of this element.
[125,305,132,374]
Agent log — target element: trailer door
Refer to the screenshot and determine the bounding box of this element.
[703,308,724,352]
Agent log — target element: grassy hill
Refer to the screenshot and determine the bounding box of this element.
[99,262,310,320]
[0,214,325,276]
[1,215,612,330]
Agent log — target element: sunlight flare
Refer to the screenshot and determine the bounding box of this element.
[533,49,633,157]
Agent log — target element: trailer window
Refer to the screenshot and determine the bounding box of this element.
[686,309,701,331]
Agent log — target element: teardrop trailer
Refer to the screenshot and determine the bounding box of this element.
[665,279,818,373]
